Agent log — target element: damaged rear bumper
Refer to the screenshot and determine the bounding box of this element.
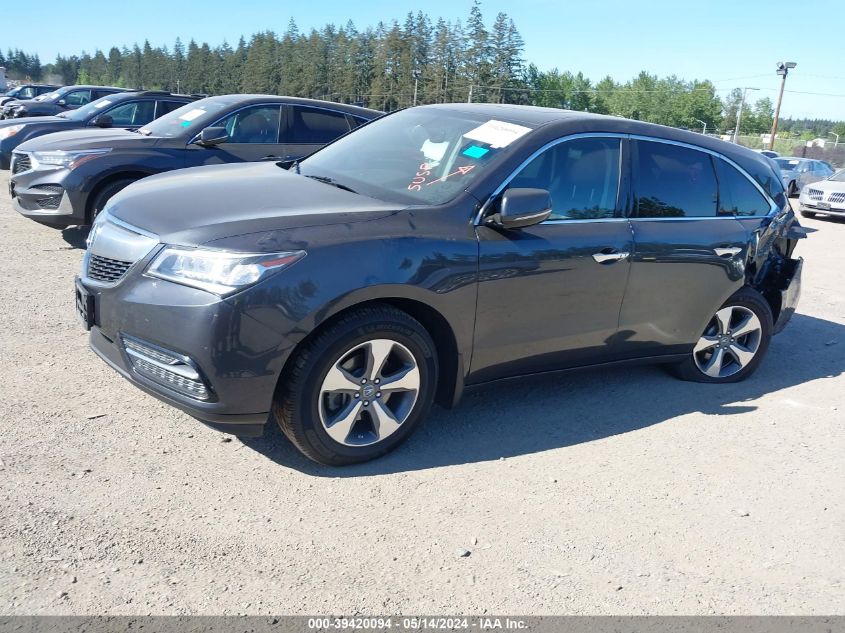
[772,256,802,335]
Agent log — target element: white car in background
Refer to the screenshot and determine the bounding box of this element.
[798,169,845,219]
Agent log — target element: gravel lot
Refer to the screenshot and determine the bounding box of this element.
[0,168,842,616]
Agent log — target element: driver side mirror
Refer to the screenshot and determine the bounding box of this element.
[57,99,66,106]
[92,114,113,128]
[194,127,229,147]
[485,188,552,229]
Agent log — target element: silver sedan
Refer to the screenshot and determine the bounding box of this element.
[798,169,845,218]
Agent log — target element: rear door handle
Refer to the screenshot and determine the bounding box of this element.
[592,249,630,264]
[714,246,742,258]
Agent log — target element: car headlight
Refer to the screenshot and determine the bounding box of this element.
[31,148,111,170]
[146,247,306,296]
[0,124,24,140]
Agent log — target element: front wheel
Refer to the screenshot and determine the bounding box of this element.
[787,181,798,197]
[88,178,137,224]
[671,288,773,383]
[274,305,438,465]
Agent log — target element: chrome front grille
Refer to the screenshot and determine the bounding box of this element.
[87,254,133,283]
[83,213,159,287]
[807,188,823,201]
[828,192,845,204]
[11,153,31,174]
[122,336,210,400]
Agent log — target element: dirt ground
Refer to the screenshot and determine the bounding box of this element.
[0,169,842,615]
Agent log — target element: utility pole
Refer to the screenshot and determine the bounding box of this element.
[412,69,421,107]
[769,61,797,150]
[696,119,707,135]
[832,132,840,149]
[733,87,758,144]
[467,84,473,104]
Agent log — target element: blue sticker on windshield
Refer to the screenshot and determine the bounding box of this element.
[463,145,490,159]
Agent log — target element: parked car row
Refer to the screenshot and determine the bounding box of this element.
[0,85,129,119]
[7,93,381,224]
[0,90,199,169]
[0,83,61,109]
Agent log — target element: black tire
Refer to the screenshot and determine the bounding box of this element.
[800,209,816,218]
[670,287,773,384]
[88,178,137,224]
[787,180,797,197]
[274,305,438,465]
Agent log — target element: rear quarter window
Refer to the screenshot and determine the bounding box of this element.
[715,159,772,216]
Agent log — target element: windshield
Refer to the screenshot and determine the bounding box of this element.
[299,108,535,205]
[61,95,122,121]
[138,99,231,137]
[4,88,21,97]
[774,158,801,171]
[831,170,845,182]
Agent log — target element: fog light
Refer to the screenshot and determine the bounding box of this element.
[122,335,211,400]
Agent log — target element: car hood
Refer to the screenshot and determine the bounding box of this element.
[106,162,404,247]
[0,115,74,129]
[16,127,146,152]
[810,180,845,193]
[12,100,59,114]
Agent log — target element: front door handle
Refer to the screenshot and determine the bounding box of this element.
[261,155,283,161]
[714,246,742,258]
[592,249,630,264]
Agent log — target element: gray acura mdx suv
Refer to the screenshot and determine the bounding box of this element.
[76,104,804,465]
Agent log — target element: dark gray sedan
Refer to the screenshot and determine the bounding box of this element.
[76,105,804,465]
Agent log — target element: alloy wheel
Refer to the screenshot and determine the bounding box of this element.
[693,305,763,378]
[318,338,420,446]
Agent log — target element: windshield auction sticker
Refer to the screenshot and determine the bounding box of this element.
[178,108,207,122]
[464,120,532,148]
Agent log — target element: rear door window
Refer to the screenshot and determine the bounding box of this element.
[156,100,188,117]
[92,89,118,100]
[106,100,156,126]
[286,106,352,144]
[63,89,92,107]
[634,140,718,217]
[715,158,771,216]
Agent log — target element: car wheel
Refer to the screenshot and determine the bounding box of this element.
[274,305,438,465]
[787,181,797,197]
[671,288,773,384]
[88,178,137,224]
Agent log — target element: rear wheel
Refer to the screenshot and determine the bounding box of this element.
[671,288,773,383]
[274,305,438,465]
[787,180,797,197]
[88,178,137,224]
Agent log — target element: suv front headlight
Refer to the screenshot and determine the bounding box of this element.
[31,148,111,170]
[146,247,306,296]
[0,124,24,140]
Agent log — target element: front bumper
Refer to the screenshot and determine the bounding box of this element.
[79,266,297,436]
[10,162,87,227]
[799,198,845,216]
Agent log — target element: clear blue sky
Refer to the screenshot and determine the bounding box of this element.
[3,0,844,120]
